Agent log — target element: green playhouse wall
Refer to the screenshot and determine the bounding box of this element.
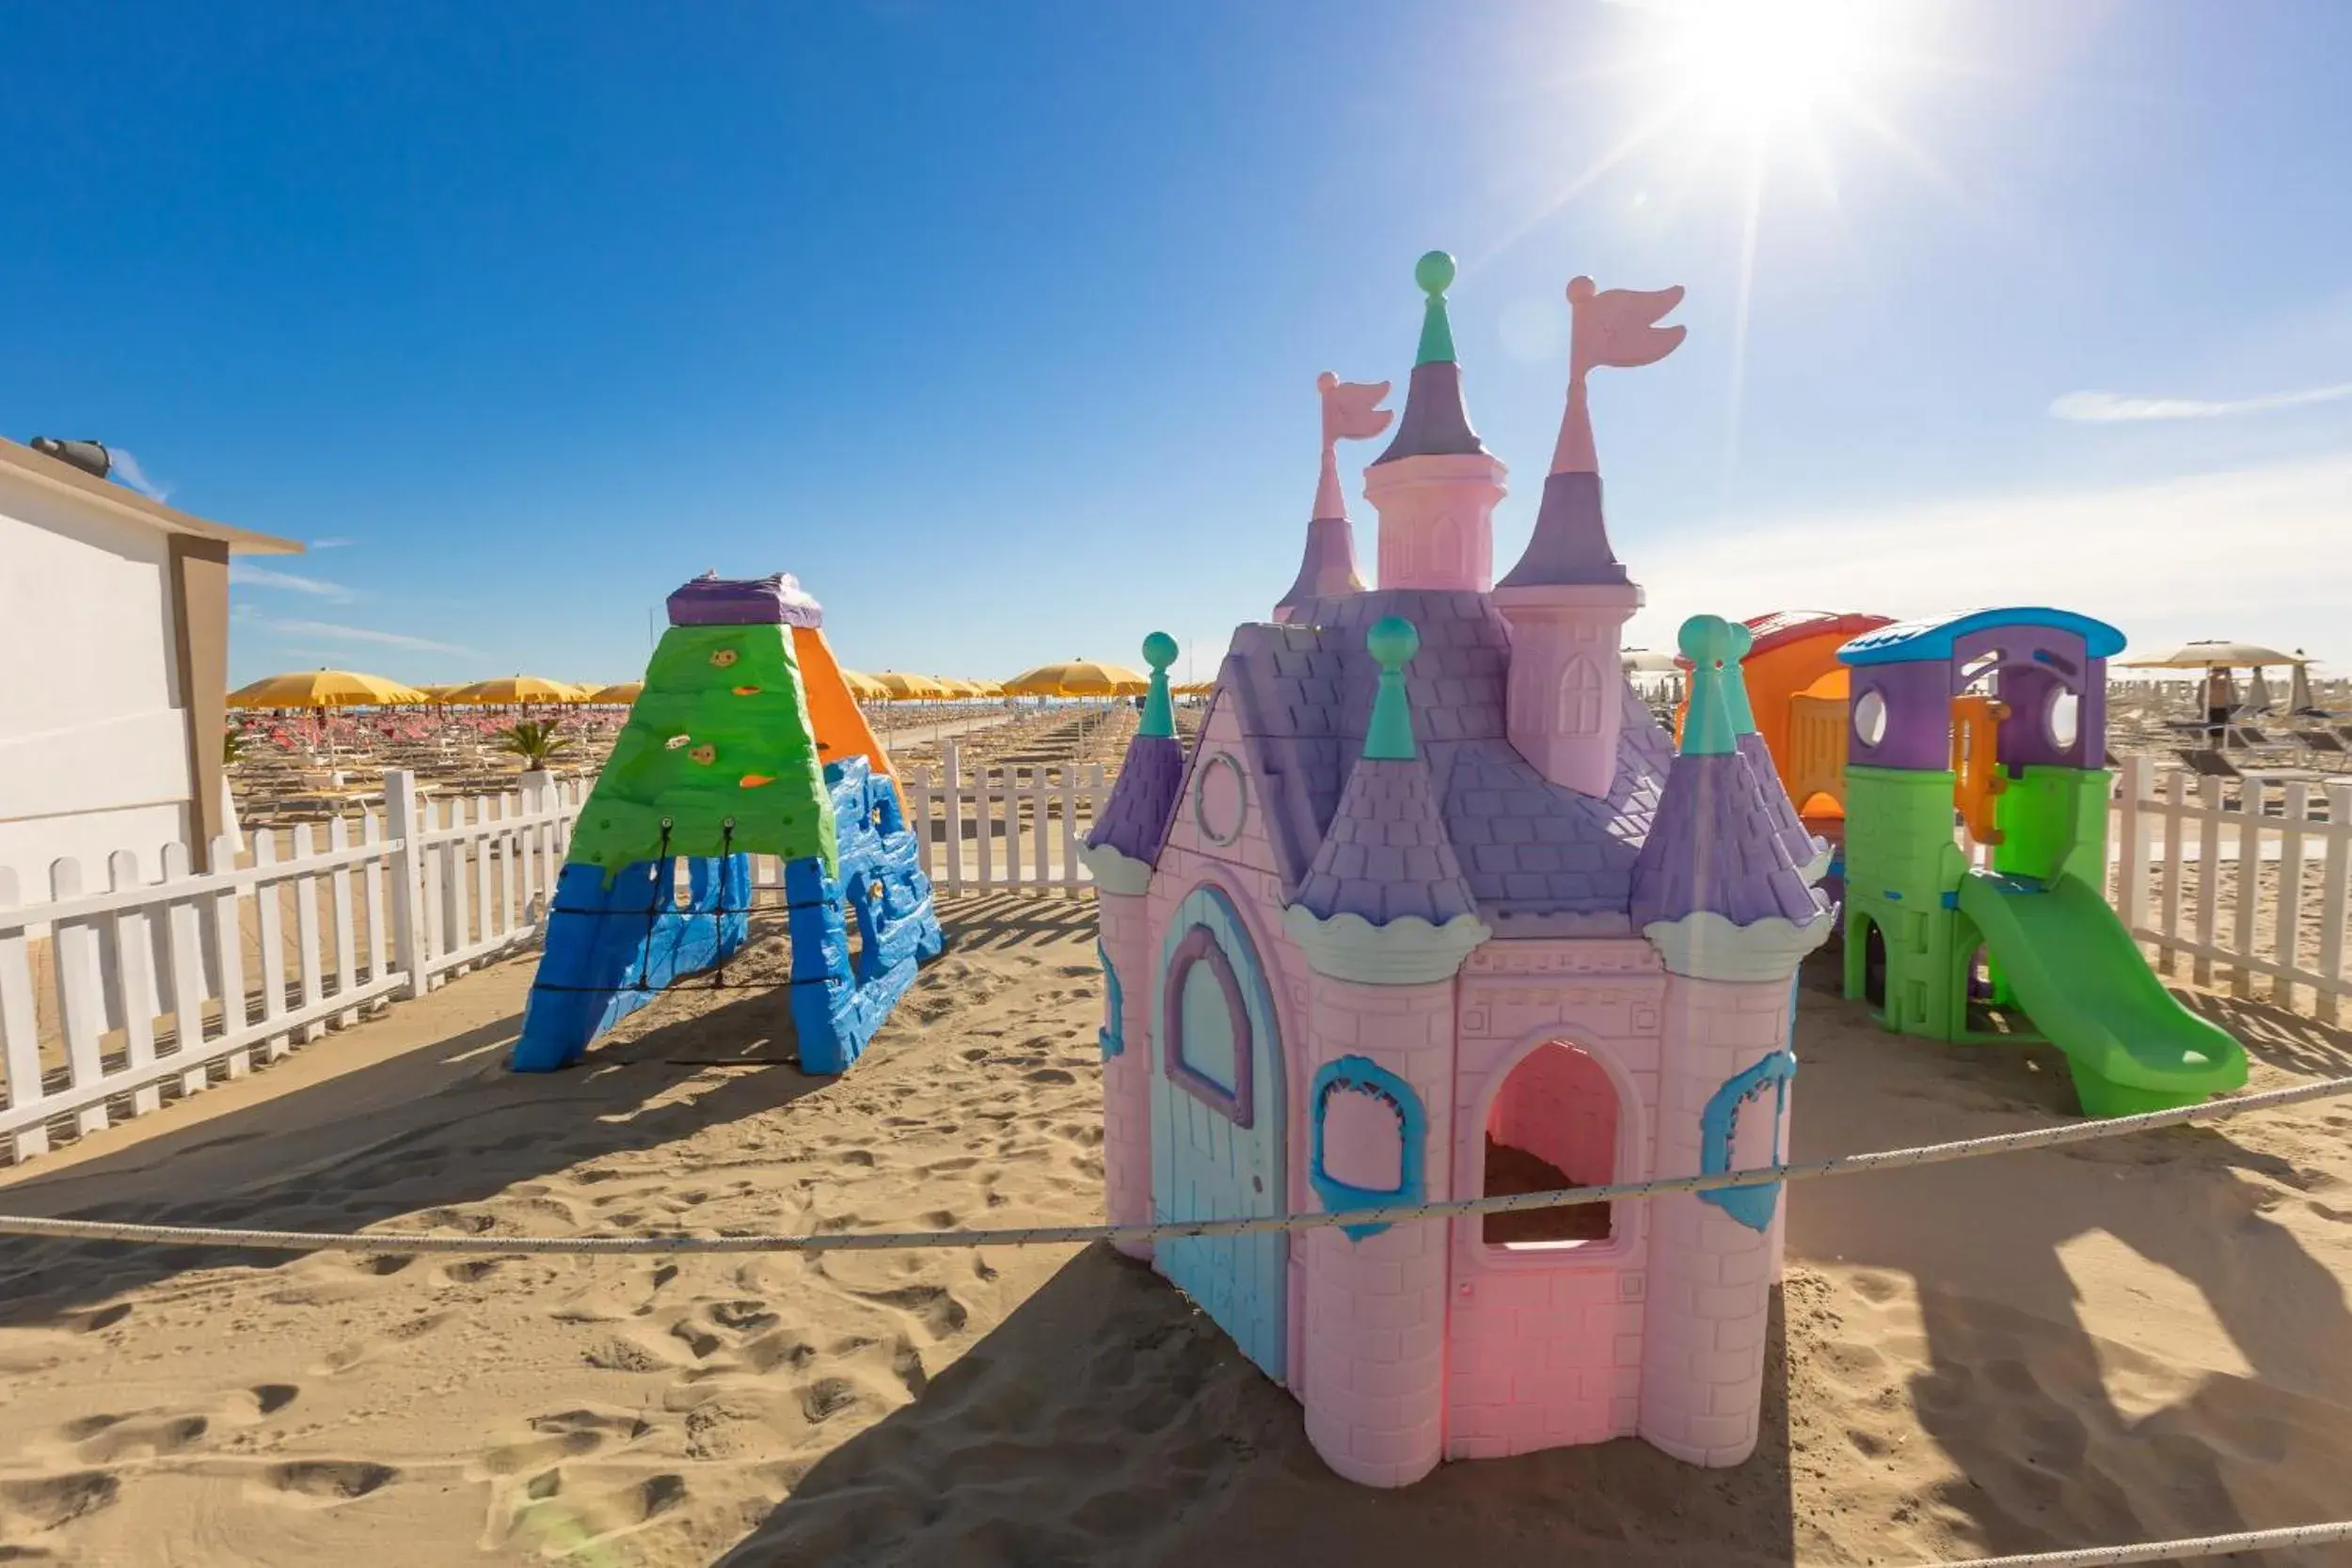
[568,622,838,882]
[1840,764,1971,1038]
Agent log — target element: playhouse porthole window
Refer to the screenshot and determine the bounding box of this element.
[1852,688,1888,748]
[1194,752,1248,847]
[2047,688,2079,751]
[1483,1041,1618,1249]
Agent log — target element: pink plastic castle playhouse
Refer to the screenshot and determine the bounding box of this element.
[1081,253,1836,1487]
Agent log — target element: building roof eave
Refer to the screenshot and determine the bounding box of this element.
[0,437,305,556]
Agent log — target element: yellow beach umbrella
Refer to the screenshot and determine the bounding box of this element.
[838,670,890,702]
[867,671,946,701]
[446,675,586,705]
[585,681,644,705]
[1171,680,1216,696]
[229,668,427,708]
[417,682,471,704]
[1003,659,1149,697]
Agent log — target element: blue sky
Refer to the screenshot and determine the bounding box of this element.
[6,0,2349,684]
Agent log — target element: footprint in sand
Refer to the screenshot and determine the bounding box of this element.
[72,1413,209,1464]
[474,1409,651,1478]
[0,1470,120,1533]
[260,1460,399,1504]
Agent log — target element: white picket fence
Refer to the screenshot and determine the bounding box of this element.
[0,772,586,1163]
[2109,753,2352,1023]
[898,746,1112,895]
[6,747,2341,1164]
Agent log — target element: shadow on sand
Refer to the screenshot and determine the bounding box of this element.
[0,939,827,1326]
[723,1243,1797,1568]
[1788,949,2352,1559]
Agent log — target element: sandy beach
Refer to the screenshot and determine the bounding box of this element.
[0,894,2346,1566]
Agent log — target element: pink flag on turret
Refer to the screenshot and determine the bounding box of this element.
[1552,277,1687,475]
[1569,279,1687,379]
[1313,373,1393,519]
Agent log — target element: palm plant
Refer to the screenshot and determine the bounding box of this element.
[492,719,576,769]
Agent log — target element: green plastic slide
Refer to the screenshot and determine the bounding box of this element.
[1954,870,2247,1117]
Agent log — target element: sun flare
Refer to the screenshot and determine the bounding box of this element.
[1648,0,1913,146]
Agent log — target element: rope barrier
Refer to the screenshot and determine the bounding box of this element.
[1915,1517,2352,1566]
[2,1075,2343,1259]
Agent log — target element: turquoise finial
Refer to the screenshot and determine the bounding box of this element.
[1721,620,1758,738]
[1677,614,1739,757]
[1139,631,1178,739]
[1413,250,1457,367]
[1363,616,1420,760]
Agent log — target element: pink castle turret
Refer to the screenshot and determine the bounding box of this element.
[1494,277,1686,798]
[1362,252,1506,592]
[1273,373,1391,622]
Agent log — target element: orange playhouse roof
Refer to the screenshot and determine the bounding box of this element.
[1676,610,1896,669]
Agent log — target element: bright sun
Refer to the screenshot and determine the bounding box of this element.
[1651,0,1909,147]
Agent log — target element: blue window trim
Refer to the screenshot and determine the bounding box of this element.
[1699,1049,1796,1232]
[1099,942,1123,1059]
[1309,1054,1425,1241]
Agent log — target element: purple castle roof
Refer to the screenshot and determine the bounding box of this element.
[1085,734,1186,864]
[1496,471,1629,590]
[1272,515,1367,623]
[666,572,824,628]
[1629,749,1825,930]
[1293,752,1478,926]
[1739,731,1822,875]
[1372,361,1489,466]
[1216,587,1669,928]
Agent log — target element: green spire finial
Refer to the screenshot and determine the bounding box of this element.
[1363,616,1421,760]
[1139,631,1178,739]
[1677,614,1740,757]
[1413,250,1457,367]
[1721,620,1758,738]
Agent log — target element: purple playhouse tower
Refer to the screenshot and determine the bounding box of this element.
[1083,255,1835,1486]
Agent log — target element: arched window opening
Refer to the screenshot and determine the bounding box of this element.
[1557,657,1604,736]
[1483,1041,1617,1248]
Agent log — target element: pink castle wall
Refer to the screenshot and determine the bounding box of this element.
[1299,970,1458,1486]
[1095,889,1156,1260]
[1444,937,1664,1458]
[1636,973,1792,1467]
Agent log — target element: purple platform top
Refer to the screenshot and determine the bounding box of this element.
[1217,587,1669,923]
[1496,471,1629,590]
[1630,750,1826,930]
[665,572,824,628]
[1371,360,1489,467]
[1293,752,1478,927]
[1086,734,1186,865]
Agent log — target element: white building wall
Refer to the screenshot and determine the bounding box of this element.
[0,470,194,888]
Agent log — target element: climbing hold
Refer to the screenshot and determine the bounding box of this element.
[709,648,739,668]
[689,744,716,766]
[665,734,691,750]
[732,684,762,696]
[739,773,777,788]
